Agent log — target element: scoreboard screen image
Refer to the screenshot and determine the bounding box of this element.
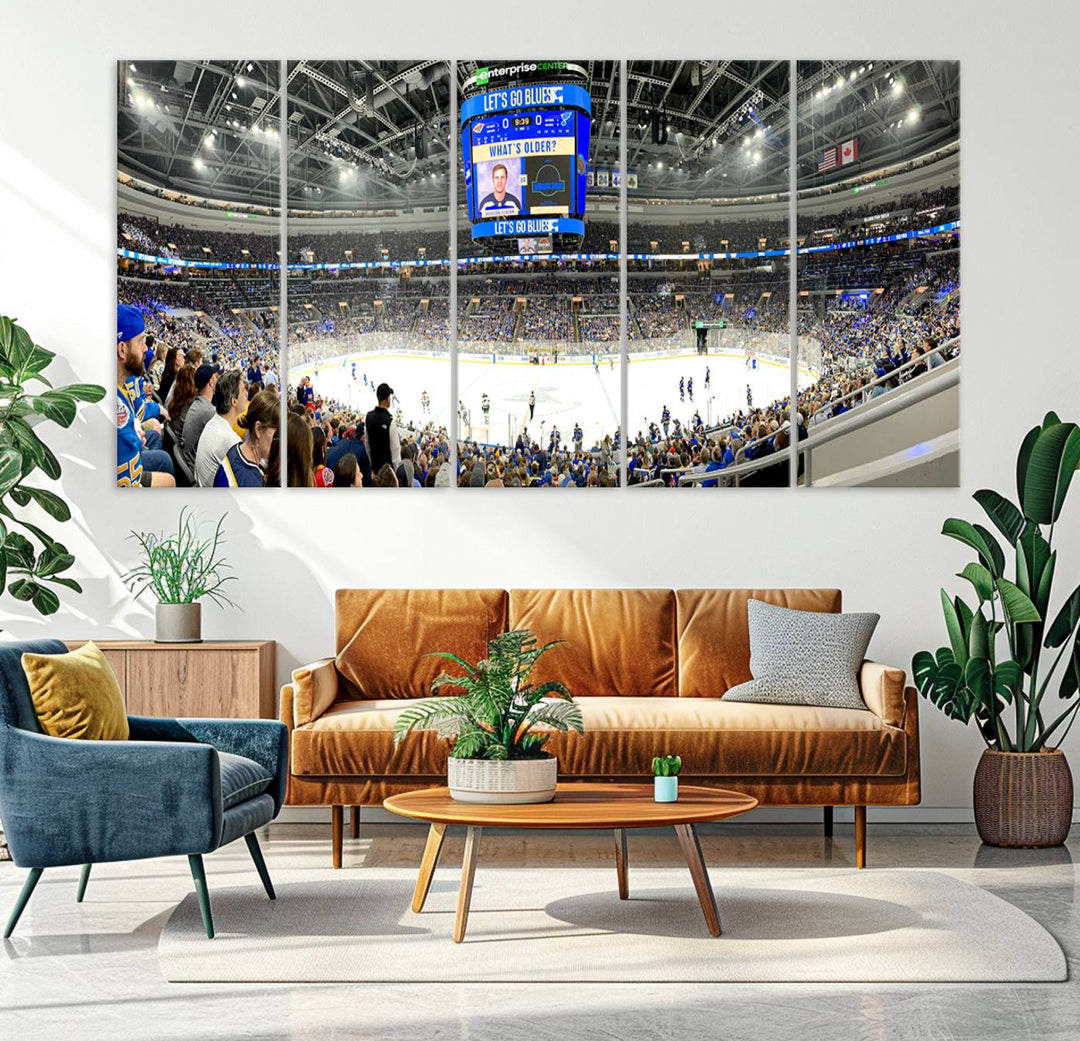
[460,77,591,247]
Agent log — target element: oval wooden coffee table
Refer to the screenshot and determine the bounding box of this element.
[384,782,758,942]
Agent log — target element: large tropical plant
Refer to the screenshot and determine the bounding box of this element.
[913,412,1080,752]
[393,630,584,760]
[0,315,106,617]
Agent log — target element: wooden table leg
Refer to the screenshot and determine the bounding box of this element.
[350,806,361,839]
[674,823,721,937]
[453,826,482,944]
[411,823,448,913]
[614,829,629,899]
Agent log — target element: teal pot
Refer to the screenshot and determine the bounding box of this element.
[654,776,679,802]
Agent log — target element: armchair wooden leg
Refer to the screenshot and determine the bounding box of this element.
[188,854,215,939]
[350,806,361,839]
[244,833,276,900]
[4,868,43,939]
[823,806,834,838]
[332,805,344,869]
[854,806,867,869]
[76,864,92,903]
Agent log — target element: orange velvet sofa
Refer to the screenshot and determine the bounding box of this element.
[280,589,920,867]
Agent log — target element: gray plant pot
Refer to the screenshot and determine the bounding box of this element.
[155,602,202,643]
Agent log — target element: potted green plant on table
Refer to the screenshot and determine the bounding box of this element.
[124,509,237,643]
[652,755,682,802]
[393,629,584,804]
[913,412,1080,847]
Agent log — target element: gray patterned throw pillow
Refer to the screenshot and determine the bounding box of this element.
[722,599,879,711]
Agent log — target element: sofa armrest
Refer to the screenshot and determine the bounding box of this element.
[289,657,339,726]
[0,727,221,868]
[128,716,288,815]
[859,661,907,728]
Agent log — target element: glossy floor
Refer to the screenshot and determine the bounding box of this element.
[2,822,1078,1040]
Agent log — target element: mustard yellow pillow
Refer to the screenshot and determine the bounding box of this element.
[22,641,129,741]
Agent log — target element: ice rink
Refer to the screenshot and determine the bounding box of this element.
[292,346,814,447]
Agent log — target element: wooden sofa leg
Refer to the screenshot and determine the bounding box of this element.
[332,805,344,869]
[854,806,867,868]
[823,806,834,838]
[350,806,361,839]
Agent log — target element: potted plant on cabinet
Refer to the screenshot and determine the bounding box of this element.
[652,755,682,802]
[125,509,237,643]
[393,629,584,804]
[913,411,1080,847]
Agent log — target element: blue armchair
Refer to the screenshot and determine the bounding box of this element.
[0,639,288,939]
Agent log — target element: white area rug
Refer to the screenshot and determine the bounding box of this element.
[158,867,1066,983]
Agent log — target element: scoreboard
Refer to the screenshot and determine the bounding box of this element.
[460,63,591,252]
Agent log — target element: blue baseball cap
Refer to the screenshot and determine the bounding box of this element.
[117,304,145,344]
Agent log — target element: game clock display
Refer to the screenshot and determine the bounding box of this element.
[460,80,591,246]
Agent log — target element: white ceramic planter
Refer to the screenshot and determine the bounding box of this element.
[155,602,202,643]
[447,756,558,804]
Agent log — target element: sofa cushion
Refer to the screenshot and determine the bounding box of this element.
[219,750,274,810]
[290,696,904,779]
[677,589,842,697]
[291,658,339,726]
[721,599,879,711]
[335,589,508,699]
[508,589,677,697]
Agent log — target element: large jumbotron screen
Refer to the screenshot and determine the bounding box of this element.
[460,71,591,247]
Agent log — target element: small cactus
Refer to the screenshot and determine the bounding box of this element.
[652,754,682,777]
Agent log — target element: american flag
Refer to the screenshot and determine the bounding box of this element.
[818,147,837,172]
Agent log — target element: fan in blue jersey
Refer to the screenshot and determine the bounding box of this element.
[214,389,278,487]
[117,305,174,488]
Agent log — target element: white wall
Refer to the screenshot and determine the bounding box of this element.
[2,2,1079,822]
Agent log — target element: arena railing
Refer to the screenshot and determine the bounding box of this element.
[676,350,959,488]
[808,335,960,426]
[801,358,959,486]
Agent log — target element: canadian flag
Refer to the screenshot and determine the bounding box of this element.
[838,138,859,165]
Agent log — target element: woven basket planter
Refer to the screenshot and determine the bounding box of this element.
[973,749,1073,848]
[447,756,557,804]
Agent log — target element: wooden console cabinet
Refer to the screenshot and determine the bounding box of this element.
[64,640,276,719]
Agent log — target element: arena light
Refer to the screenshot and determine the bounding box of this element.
[237,76,247,88]
[835,76,844,89]
[126,76,134,87]
[849,70,857,81]
[892,79,903,95]
[656,161,663,170]
[129,63,136,72]
[193,157,205,172]
[908,106,920,122]
[246,62,254,72]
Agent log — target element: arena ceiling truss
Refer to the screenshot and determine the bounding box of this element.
[118,59,958,212]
